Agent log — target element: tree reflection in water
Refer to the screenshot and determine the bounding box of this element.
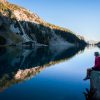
[0,46,85,92]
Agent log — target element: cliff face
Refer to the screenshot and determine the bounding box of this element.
[0,1,87,46]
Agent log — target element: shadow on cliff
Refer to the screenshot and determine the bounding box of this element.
[0,14,87,46]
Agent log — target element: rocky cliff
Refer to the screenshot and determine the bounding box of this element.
[0,0,87,47]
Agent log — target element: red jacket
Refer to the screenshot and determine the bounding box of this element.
[95,56,100,68]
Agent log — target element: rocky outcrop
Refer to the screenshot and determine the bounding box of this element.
[84,71,100,100]
[89,71,100,99]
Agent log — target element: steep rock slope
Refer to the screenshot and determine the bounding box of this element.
[0,0,87,46]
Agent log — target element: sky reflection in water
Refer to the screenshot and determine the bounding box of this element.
[0,46,99,100]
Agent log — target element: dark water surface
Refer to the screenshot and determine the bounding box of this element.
[0,46,99,100]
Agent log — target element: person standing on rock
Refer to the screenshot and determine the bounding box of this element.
[84,52,100,80]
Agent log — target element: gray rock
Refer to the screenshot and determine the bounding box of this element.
[90,71,100,99]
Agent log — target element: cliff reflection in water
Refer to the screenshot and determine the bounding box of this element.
[0,46,85,91]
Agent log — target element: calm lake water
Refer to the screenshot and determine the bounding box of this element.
[0,46,99,100]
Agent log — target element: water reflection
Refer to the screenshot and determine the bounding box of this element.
[0,46,85,91]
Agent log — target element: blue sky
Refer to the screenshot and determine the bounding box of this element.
[8,0,100,41]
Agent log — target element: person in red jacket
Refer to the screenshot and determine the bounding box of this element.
[84,52,100,80]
